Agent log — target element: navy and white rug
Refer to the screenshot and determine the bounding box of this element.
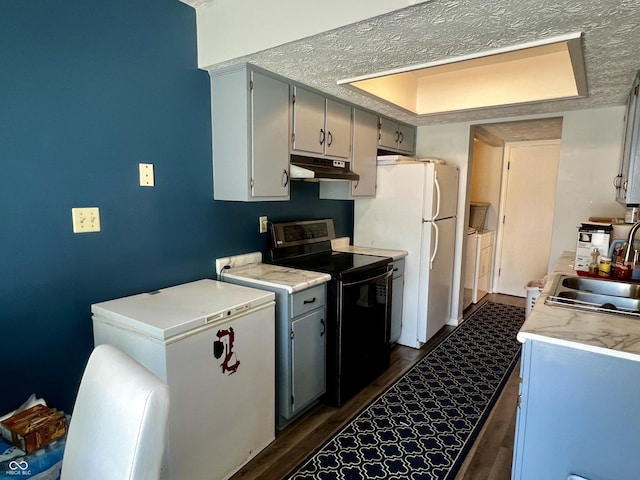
[287,301,525,480]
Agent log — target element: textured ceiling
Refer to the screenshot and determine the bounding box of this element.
[211,0,640,139]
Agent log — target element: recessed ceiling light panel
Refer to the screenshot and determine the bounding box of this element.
[339,32,587,116]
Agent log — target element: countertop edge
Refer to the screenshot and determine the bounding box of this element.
[221,266,331,294]
[518,251,640,362]
[332,245,408,261]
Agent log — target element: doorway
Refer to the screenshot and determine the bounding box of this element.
[467,118,563,299]
[494,141,561,296]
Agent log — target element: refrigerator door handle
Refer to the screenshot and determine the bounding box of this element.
[429,221,439,270]
[432,175,441,220]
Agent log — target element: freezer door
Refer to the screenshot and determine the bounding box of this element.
[162,303,275,480]
[417,216,456,342]
[94,302,277,480]
[423,164,459,221]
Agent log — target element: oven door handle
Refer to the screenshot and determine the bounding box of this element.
[340,269,393,288]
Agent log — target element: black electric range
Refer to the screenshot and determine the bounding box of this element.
[267,219,393,407]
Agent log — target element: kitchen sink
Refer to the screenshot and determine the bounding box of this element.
[560,276,640,299]
[545,274,640,317]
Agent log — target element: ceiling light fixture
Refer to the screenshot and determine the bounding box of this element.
[338,32,587,116]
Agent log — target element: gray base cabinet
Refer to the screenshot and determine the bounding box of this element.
[389,258,405,344]
[222,277,327,430]
[210,64,290,201]
[281,284,326,428]
[512,340,640,479]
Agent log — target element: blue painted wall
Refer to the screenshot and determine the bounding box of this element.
[0,0,353,414]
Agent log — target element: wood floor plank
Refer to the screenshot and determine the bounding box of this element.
[231,294,525,480]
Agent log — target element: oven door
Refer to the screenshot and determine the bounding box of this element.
[334,265,393,405]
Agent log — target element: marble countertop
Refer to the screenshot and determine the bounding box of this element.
[518,251,640,362]
[330,237,408,261]
[221,262,331,294]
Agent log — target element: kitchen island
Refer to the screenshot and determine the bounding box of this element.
[513,251,640,480]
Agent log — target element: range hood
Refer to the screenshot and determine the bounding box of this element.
[289,155,359,182]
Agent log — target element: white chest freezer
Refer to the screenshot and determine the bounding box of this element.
[91,279,276,480]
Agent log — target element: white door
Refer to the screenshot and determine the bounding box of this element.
[494,141,560,297]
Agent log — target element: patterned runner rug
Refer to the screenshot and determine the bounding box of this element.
[286,301,525,480]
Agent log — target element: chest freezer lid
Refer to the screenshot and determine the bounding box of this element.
[91,279,274,341]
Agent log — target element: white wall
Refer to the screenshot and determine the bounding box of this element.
[470,139,503,231]
[416,105,626,321]
[549,107,627,271]
[193,0,431,68]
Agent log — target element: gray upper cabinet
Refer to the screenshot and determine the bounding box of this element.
[210,64,290,201]
[320,108,378,199]
[616,71,640,205]
[292,86,352,159]
[379,116,416,155]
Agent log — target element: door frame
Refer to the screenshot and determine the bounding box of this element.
[491,139,561,294]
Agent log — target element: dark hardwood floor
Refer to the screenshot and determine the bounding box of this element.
[231,294,525,480]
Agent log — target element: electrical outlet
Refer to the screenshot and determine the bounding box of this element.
[139,163,154,187]
[72,207,101,233]
[259,216,268,234]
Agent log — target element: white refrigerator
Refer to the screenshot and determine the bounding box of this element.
[354,160,459,348]
[91,279,276,480]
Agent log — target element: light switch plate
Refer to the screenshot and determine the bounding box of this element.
[72,207,101,233]
[139,163,154,187]
[259,216,268,233]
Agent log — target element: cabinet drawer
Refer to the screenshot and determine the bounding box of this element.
[291,284,326,317]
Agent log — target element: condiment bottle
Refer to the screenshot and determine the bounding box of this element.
[599,256,612,277]
[589,248,600,274]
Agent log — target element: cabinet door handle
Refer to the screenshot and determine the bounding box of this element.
[319,128,325,146]
[614,174,623,188]
[394,130,400,143]
[320,318,325,336]
[327,131,333,147]
[282,169,289,187]
[398,131,404,144]
[303,297,316,304]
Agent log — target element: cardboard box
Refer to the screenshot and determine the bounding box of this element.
[575,223,612,272]
[1,404,67,453]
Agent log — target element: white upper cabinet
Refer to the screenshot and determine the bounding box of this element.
[379,116,416,154]
[210,64,290,201]
[320,108,378,199]
[292,86,352,159]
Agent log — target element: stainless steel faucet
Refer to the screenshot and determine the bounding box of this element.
[624,220,640,263]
